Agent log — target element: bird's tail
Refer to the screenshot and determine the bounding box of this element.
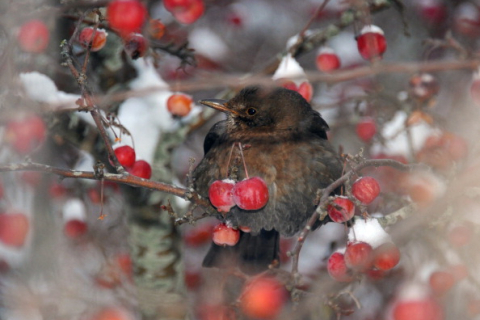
[202,229,280,275]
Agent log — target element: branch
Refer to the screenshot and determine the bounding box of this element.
[0,162,210,208]
[290,158,426,275]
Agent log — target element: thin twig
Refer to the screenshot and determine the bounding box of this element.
[290,158,426,275]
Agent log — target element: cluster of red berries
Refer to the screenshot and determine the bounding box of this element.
[208,176,269,247]
[328,241,401,282]
[209,177,269,212]
[327,176,380,223]
[78,27,108,52]
[114,145,152,179]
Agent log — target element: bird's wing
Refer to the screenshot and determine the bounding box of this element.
[306,111,329,140]
[203,120,227,154]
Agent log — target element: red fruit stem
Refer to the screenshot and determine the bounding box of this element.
[237,143,249,179]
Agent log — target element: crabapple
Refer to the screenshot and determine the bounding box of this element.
[184,222,214,247]
[128,160,152,179]
[356,117,377,142]
[233,177,269,210]
[164,0,205,24]
[124,33,148,59]
[240,276,287,319]
[17,20,50,53]
[393,298,443,320]
[64,219,88,239]
[0,212,29,247]
[344,241,373,271]
[352,176,380,204]
[327,196,355,223]
[148,19,166,39]
[78,27,107,51]
[107,0,146,35]
[5,114,46,155]
[315,47,340,72]
[114,146,136,168]
[327,252,353,282]
[167,93,193,117]
[356,25,387,61]
[212,223,240,246]
[372,242,400,271]
[208,179,235,213]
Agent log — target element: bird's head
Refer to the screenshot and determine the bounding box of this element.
[199,86,328,136]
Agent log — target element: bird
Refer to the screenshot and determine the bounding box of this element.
[193,86,343,274]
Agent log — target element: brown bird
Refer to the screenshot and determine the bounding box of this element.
[193,86,343,274]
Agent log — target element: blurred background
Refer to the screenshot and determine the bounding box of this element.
[1,0,480,319]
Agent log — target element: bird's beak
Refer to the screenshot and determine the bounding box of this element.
[199,99,239,116]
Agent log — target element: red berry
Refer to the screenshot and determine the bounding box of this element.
[164,0,205,24]
[327,196,355,223]
[418,1,447,25]
[124,33,148,59]
[280,80,297,91]
[393,298,443,320]
[49,182,67,198]
[167,93,193,117]
[372,242,400,271]
[78,27,107,51]
[128,160,152,179]
[352,176,380,204]
[233,177,269,211]
[185,270,201,289]
[163,0,195,13]
[208,179,236,212]
[173,0,205,24]
[356,25,387,61]
[5,115,46,154]
[327,252,353,282]
[64,219,88,239]
[315,47,341,72]
[429,271,455,295]
[0,212,29,247]
[107,0,147,36]
[148,19,166,39]
[212,223,240,246]
[278,80,312,102]
[17,20,50,53]
[88,307,133,320]
[409,73,439,101]
[454,3,480,37]
[184,222,213,247]
[114,146,136,168]
[297,81,313,102]
[240,276,287,319]
[344,241,373,271]
[356,117,377,142]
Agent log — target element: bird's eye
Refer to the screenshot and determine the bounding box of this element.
[247,108,257,115]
